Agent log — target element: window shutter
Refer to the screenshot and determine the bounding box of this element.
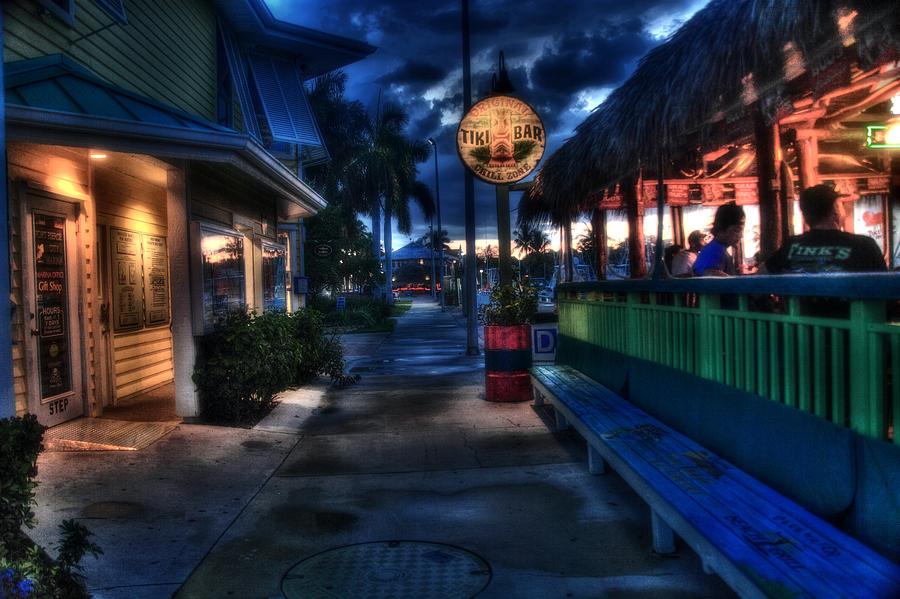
[247,54,325,148]
[92,0,127,24]
[217,20,260,139]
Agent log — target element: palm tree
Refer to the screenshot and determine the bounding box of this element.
[514,223,551,280]
[350,101,433,304]
[306,71,369,213]
[576,224,597,277]
[307,80,433,303]
[513,222,550,255]
[419,228,451,252]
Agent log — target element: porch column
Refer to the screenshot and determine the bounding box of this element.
[167,164,200,419]
[591,208,607,280]
[563,219,574,282]
[0,25,13,418]
[624,177,647,278]
[794,129,820,190]
[754,109,782,259]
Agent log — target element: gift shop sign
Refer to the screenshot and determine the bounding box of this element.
[457,95,546,184]
[33,212,71,400]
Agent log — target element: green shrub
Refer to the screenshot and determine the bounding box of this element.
[311,296,393,329]
[0,415,43,545]
[193,309,358,424]
[1,416,101,598]
[479,284,537,326]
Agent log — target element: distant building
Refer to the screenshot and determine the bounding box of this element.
[383,241,459,291]
[1,0,374,425]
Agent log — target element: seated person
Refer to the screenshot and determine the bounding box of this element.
[693,202,745,276]
[663,244,683,277]
[671,230,706,276]
[765,185,887,273]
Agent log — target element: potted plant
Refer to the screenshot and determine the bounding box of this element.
[480,283,538,402]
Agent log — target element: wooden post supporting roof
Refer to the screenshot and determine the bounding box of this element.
[592,207,607,280]
[753,108,782,259]
[624,177,647,278]
[563,220,574,282]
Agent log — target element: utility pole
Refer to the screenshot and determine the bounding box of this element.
[427,137,445,309]
[462,0,478,355]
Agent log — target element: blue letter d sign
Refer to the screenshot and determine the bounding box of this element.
[533,327,557,354]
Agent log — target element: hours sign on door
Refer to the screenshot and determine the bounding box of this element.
[33,212,71,400]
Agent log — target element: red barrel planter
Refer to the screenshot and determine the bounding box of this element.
[484,324,532,402]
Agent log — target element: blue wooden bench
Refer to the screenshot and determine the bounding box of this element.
[531,364,900,598]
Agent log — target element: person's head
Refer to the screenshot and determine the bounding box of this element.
[687,230,705,252]
[711,201,745,247]
[664,244,682,271]
[799,184,845,229]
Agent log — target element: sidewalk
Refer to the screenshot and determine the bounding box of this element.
[32,297,732,598]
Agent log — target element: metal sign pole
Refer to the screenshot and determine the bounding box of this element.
[496,184,512,285]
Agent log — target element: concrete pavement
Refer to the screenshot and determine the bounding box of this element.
[32,297,733,598]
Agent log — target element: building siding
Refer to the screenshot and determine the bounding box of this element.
[3,0,216,121]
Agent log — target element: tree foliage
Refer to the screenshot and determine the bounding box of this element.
[304,204,381,297]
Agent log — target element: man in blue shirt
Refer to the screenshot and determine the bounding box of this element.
[693,201,745,276]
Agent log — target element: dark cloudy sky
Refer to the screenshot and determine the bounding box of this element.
[266,0,709,250]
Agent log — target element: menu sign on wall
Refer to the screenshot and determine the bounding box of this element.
[111,228,143,331]
[33,212,71,400]
[143,235,170,326]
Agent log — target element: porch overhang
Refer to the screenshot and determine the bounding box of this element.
[4,55,326,219]
[5,106,325,219]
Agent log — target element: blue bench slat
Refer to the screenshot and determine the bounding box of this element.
[535,366,900,593]
[534,374,841,598]
[537,366,899,582]
[531,366,900,598]
[533,369,862,597]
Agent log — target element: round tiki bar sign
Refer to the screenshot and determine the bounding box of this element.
[456,95,546,184]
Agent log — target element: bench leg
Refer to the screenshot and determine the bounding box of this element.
[651,510,676,555]
[588,445,605,474]
[554,408,569,432]
[532,386,544,407]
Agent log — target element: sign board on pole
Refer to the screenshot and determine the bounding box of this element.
[531,323,558,364]
[336,295,346,312]
[456,95,546,185]
[314,244,332,257]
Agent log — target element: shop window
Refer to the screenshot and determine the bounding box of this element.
[262,241,287,312]
[247,54,324,146]
[195,223,246,333]
[38,0,75,25]
[93,0,127,24]
[217,20,260,138]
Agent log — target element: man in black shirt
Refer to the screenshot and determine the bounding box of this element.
[765,185,887,274]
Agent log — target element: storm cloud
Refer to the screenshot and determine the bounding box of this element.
[266,0,709,245]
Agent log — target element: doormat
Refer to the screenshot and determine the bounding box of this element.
[44,418,178,451]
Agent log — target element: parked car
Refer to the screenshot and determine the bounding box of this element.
[537,287,556,313]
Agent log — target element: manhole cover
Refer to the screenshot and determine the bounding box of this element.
[281,541,491,598]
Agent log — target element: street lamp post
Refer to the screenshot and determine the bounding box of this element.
[426,137,444,310]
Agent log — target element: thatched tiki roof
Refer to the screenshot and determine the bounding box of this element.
[523,0,900,226]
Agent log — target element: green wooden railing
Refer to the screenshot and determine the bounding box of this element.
[557,274,900,444]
